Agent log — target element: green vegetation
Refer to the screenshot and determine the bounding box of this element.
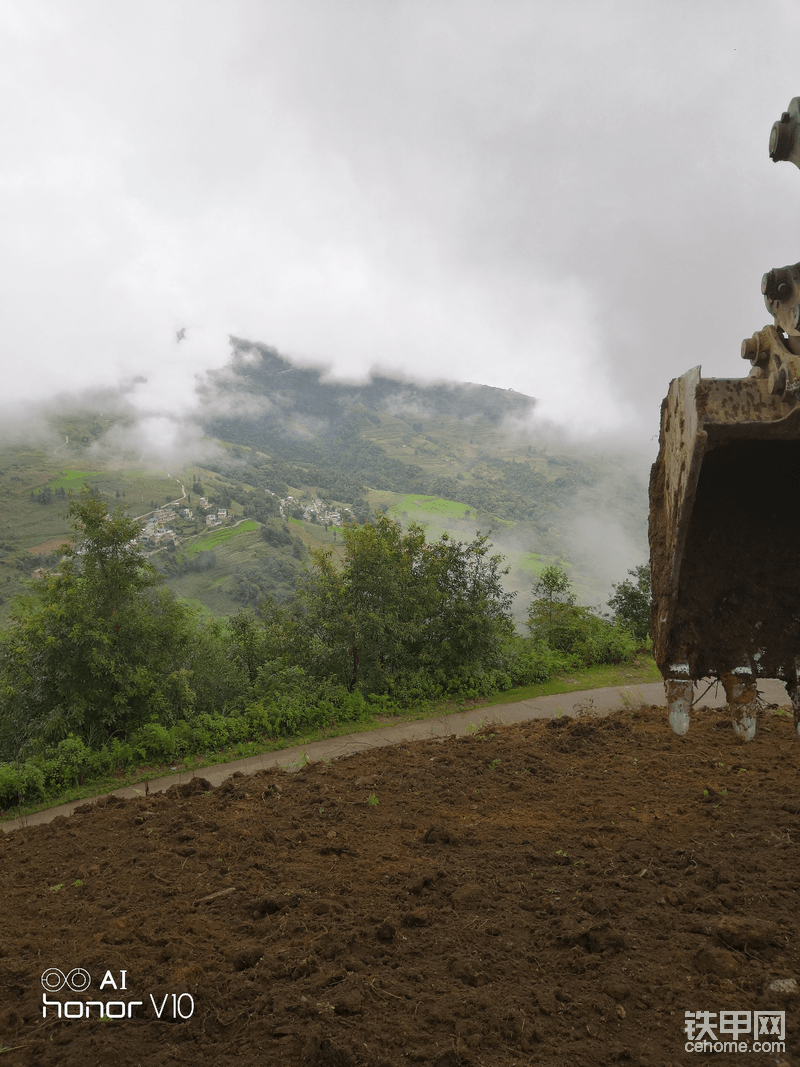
[46,470,102,490]
[608,563,651,642]
[0,495,650,816]
[386,494,476,521]
[184,520,259,553]
[526,564,639,671]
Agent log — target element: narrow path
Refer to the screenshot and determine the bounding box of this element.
[2,678,790,834]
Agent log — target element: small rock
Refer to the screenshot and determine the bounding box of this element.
[768,978,799,996]
[615,1004,626,1019]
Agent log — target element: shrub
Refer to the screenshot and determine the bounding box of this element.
[17,762,46,801]
[130,722,176,764]
[0,763,19,807]
[504,638,565,686]
[51,734,94,787]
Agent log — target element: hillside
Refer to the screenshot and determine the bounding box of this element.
[0,340,649,625]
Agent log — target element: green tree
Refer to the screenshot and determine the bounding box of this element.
[527,564,576,646]
[0,492,196,756]
[607,563,651,642]
[298,516,515,695]
[526,563,637,666]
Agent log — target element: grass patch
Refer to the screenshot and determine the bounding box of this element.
[480,656,661,706]
[387,494,476,521]
[45,470,102,490]
[185,520,258,554]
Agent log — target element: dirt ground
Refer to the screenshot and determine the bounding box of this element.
[2,702,799,1067]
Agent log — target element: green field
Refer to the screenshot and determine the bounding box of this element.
[45,470,102,490]
[386,493,476,521]
[185,520,259,554]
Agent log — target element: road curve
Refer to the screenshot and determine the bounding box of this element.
[2,678,791,833]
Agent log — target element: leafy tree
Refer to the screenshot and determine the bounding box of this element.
[607,563,651,642]
[297,516,515,695]
[526,563,637,666]
[419,531,516,679]
[0,492,196,756]
[527,564,576,646]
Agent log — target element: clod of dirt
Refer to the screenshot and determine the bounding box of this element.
[600,978,629,1001]
[450,883,484,908]
[713,915,778,950]
[546,717,569,729]
[423,825,457,844]
[375,922,395,942]
[570,923,628,954]
[402,907,431,927]
[405,871,436,894]
[251,897,286,918]
[166,777,214,799]
[692,946,741,978]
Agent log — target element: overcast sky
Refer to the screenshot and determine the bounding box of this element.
[3,0,800,446]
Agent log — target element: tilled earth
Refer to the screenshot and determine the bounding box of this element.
[2,703,800,1067]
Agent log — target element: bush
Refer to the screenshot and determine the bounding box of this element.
[130,722,176,764]
[0,761,47,807]
[504,638,567,686]
[51,734,94,787]
[17,762,46,801]
[571,621,638,667]
[0,763,19,807]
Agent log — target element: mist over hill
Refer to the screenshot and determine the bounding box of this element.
[0,337,650,623]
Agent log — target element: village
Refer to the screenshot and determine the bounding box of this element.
[136,493,345,550]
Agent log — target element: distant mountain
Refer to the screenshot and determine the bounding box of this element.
[0,338,650,625]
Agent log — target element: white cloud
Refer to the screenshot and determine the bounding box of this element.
[0,0,799,448]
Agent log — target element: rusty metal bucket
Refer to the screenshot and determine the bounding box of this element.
[649,363,800,739]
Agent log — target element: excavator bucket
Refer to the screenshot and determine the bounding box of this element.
[650,99,800,741]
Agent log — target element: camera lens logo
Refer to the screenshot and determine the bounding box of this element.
[41,968,91,993]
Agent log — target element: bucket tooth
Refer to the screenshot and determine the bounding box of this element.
[723,671,758,742]
[666,678,692,736]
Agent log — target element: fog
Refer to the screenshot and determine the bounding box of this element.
[2,0,800,456]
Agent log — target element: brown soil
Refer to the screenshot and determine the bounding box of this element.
[2,704,799,1067]
[26,538,70,556]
